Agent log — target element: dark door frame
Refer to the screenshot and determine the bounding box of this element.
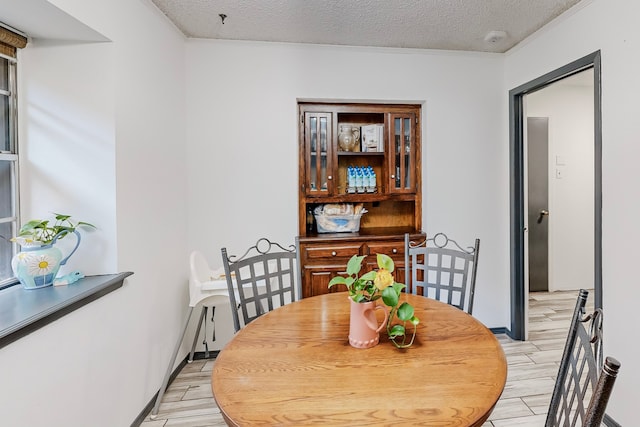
[509,51,602,340]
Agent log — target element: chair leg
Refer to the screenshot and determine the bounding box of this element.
[211,306,216,342]
[150,306,194,418]
[202,306,209,359]
[189,306,207,362]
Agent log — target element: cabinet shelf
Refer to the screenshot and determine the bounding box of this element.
[304,193,417,203]
[300,226,420,241]
[337,151,384,156]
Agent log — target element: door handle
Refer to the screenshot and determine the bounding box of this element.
[537,209,549,224]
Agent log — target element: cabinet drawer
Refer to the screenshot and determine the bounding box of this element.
[365,241,405,257]
[304,244,362,260]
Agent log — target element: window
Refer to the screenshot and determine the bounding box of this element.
[0,54,18,287]
[0,24,26,288]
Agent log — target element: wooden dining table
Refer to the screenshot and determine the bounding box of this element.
[211,292,507,426]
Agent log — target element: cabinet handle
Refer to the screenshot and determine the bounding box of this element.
[328,175,332,180]
[392,248,397,254]
[331,251,337,256]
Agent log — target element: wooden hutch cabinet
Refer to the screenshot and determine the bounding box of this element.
[297,102,425,298]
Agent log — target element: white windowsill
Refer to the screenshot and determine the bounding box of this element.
[0,272,133,349]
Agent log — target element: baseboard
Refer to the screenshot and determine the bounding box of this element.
[505,328,519,340]
[490,327,508,334]
[604,414,621,427]
[130,351,219,427]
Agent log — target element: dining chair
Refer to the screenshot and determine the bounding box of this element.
[584,356,621,426]
[404,232,480,314]
[545,289,621,427]
[151,250,232,418]
[221,237,300,333]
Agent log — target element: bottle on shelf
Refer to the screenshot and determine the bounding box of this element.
[347,166,356,193]
[356,168,364,193]
[363,168,370,192]
[368,167,377,193]
[306,208,315,232]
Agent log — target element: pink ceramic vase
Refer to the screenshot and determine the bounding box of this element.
[348,298,389,348]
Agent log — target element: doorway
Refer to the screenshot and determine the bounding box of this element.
[509,51,602,340]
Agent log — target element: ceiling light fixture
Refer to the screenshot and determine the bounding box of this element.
[484,30,507,43]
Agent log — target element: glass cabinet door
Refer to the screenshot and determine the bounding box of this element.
[389,113,416,193]
[304,112,333,196]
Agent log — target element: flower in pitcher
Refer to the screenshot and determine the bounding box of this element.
[328,253,420,348]
[374,268,394,290]
[10,213,95,246]
[11,236,41,247]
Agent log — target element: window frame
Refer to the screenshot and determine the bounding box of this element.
[0,52,19,289]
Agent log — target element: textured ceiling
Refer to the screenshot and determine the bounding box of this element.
[150,0,584,53]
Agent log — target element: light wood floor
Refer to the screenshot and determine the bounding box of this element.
[141,290,591,427]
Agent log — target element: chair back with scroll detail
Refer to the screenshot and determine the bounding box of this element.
[221,238,299,333]
[546,289,621,427]
[404,232,479,314]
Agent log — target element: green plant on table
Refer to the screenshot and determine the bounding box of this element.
[11,213,95,246]
[328,253,420,348]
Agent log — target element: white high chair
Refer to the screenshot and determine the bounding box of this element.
[151,250,233,418]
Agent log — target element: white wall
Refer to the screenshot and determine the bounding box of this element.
[185,40,510,331]
[18,41,117,276]
[7,0,638,424]
[505,0,640,422]
[0,1,189,426]
[526,76,594,292]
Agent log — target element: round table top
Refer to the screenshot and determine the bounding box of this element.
[211,292,507,426]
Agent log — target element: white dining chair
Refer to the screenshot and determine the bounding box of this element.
[150,250,234,418]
